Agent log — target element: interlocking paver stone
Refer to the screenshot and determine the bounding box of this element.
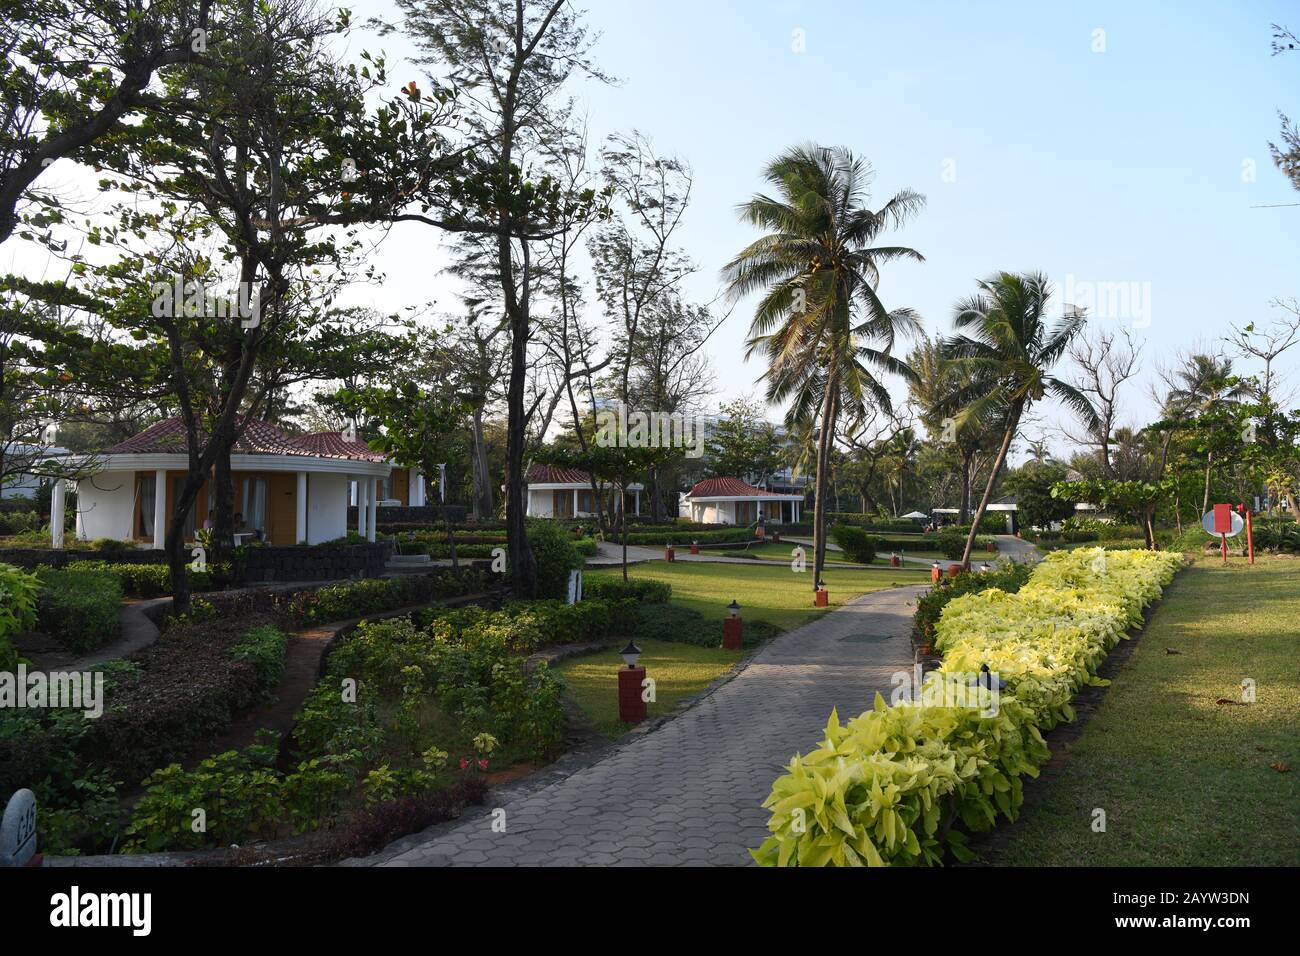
[360,584,925,867]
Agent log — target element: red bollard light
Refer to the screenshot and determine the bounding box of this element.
[723,600,743,649]
[814,586,829,607]
[689,540,700,555]
[890,552,900,567]
[617,640,646,724]
[930,561,941,584]
[664,542,675,562]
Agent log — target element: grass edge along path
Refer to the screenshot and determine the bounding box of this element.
[586,560,930,632]
[566,561,930,737]
[987,556,1300,866]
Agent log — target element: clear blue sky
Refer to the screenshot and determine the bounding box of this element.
[355,0,1298,455]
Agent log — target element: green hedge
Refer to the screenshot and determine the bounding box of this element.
[584,578,672,604]
[64,560,219,598]
[631,602,778,648]
[273,569,490,627]
[624,527,755,546]
[35,568,122,653]
[830,525,877,563]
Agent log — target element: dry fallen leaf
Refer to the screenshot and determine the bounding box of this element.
[1269,762,1291,773]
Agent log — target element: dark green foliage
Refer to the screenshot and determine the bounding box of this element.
[231,625,289,690]
[35,567,122,652]
[584,577,672,604]
[631,602,777,648]
[830,525,878,563]
[527,520,584,600]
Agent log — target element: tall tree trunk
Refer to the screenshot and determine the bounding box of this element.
[959,452,973,524]
[961,404,1021,569]
[811,375,838,590]
[212,446,235,584]
[166,472,206,616]
[470,405,493,521]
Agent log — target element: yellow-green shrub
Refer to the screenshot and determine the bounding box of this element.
[752,547,1182,867]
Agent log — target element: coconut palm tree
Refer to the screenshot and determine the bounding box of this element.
[907,332,1003,522]
[941,272,1098,567]
[722,144,924,589]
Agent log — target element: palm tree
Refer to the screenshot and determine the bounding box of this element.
[1025,438,1054,465]
[941,272,1098,567]
[722,145,925,589]
[1165,354,1245,513]
[907,333,1002,522]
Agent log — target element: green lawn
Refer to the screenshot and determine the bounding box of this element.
[555,639,741,737]
[990,556,1300,866]
[721,540,949,564]
[587,560,930,631]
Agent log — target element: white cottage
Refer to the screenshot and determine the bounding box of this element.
[525,464,644,518]
[66,418,396,548]
[679,477,804,525]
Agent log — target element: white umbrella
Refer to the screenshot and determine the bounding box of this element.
[902,511,929,520]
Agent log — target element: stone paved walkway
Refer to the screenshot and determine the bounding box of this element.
[360,583,927,867]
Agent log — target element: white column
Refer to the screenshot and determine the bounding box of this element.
[573,488,579,516]
[357,477,367,537]
[296,471,308,544]
[366,476,378,542]
[635,490,640,515]
[153,469,167,549]
[416,473,426,507]
[50,479,65,548]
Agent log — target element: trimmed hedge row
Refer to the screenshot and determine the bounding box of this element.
[753,548,1182,867]
[912,561,1033,641]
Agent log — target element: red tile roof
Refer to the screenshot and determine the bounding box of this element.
[686,477,794,499]
[294,431,389,462]
[102,418,389,462]
[526,464,593,485]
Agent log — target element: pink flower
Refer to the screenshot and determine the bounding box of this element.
[459,758,469,770]
[478,759,489,771]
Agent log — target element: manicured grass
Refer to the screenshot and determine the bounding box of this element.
[555,638,741,737]
[991,556,1300,866]
[587,560,929,632]
[721,541,949,564]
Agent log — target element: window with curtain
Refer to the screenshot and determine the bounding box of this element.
[138,474,156,538]
[241,477,267,534]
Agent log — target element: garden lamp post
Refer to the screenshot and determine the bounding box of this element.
[665,540,675,562]
[690,539,700,555]
[618,639,647,724]
[931,561,942,585]
[723,599,743,650]
[814,580,828,607]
